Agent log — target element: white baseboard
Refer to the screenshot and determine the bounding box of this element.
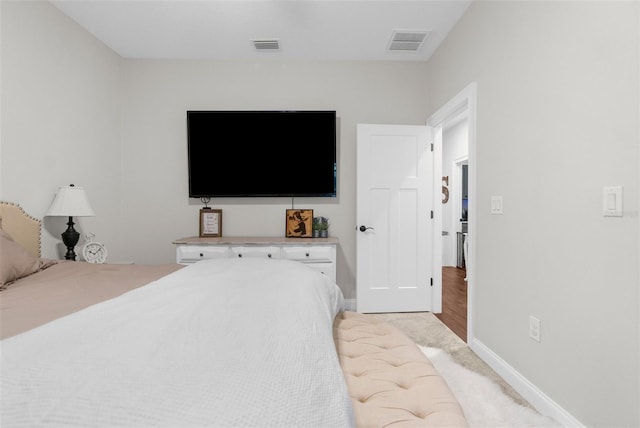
[470,338,584,428]
[343,298,357,311]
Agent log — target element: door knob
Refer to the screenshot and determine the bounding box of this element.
[359,225,374,232]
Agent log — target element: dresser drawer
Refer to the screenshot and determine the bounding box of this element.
[177,245,229,264]
[282,246,334,262]
[173,237,337,282]
[230,246,281,259]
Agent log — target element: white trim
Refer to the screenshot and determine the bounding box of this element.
[471,338,584,427]
[427,82,476,342]
[637,5,640,425]
[431,125,443,313]
[343,298,357,311]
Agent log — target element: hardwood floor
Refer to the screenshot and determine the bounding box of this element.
[436,266,467,342]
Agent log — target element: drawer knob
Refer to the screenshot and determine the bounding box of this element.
[238,253,242,258]
[199,253,203,258]
[305,252,310,257]
[268,253,272,258]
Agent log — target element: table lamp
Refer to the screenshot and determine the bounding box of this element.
[46,184,95,260]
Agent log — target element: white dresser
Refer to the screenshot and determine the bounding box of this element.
[172,236,338,282]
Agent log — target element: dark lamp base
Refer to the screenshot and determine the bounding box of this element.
[61,216,80,261]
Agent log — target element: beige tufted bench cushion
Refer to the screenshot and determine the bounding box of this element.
[334,311,468,428]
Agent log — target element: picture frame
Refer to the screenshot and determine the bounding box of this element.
[285,209,313,238]
[200,208,222,237]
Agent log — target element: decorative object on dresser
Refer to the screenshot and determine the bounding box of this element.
[285,209,313,238]
[199,208,222,237]
[45,184,95,260]
[173,236,338,282]
[312,216,330,238]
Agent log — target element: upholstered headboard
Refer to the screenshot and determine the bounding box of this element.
[0,202,42,258]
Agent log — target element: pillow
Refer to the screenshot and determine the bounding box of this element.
[0,229,41,287]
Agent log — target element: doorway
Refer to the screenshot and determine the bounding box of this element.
[438,119,469,341]
[427,82,476,343]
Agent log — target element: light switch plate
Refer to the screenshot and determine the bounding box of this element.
[491,196,503,215]
[602,186,622,217]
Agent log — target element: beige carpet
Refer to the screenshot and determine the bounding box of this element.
[364,312,532,409]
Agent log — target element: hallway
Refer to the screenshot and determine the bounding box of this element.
[436,266,467,342]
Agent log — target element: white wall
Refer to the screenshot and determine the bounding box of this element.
[1,0,122,259]
[426,1,639,427]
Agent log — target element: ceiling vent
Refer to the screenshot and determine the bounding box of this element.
[387,30,430,52]
[252,39,281,52]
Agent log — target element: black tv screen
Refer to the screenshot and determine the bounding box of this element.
[187,110,337,198]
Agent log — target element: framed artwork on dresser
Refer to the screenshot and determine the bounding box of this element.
[285,209,313,238]
[200,208,222,237]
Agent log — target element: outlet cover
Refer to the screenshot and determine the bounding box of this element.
[529,316,541,342]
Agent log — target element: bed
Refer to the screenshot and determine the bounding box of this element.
[0,201,468,427]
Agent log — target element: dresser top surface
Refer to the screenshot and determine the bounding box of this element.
[173,236,338,245]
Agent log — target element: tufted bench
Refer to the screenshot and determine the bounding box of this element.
[334,311,468,428]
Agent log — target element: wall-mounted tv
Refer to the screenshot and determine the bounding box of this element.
[187,110,337,198]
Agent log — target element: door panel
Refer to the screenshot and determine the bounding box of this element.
[356,124,433,313]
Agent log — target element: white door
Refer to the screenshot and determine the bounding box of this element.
[356,124,434,313]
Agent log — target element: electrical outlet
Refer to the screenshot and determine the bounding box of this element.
[529,316,541,342]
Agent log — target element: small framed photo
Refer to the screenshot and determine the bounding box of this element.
[286,209,313,238]
[200,208,222,237]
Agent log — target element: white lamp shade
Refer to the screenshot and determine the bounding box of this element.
[46,185,96,217]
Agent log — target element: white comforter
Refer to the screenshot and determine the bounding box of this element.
[0,258,354,427]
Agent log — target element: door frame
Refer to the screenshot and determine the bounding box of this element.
[427,82,477,342]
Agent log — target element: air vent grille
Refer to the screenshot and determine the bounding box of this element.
[253,40,280,51]
[387,30,430,52]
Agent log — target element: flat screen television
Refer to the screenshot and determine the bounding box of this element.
[187,110,337,198]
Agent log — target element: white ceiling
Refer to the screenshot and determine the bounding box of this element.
[50,0,472,62]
